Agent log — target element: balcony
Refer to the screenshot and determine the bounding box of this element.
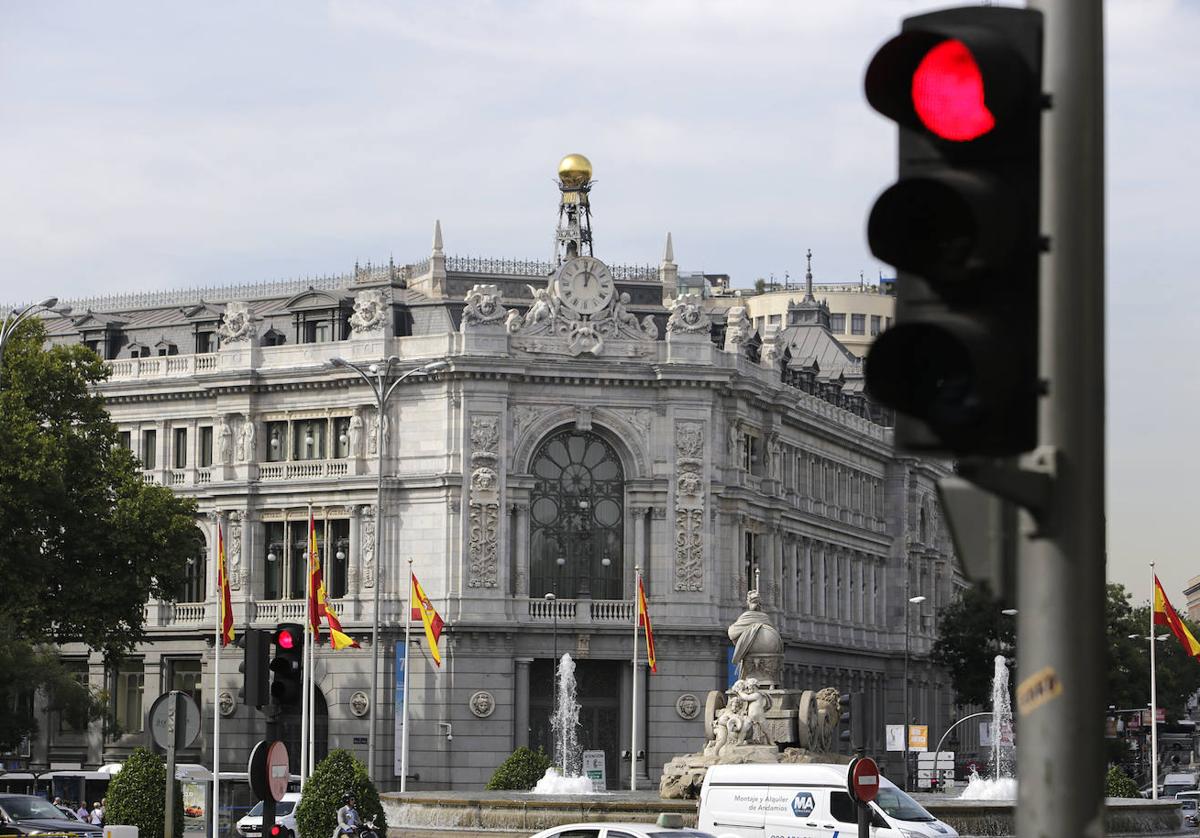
[258,460,349,480]
[108,353,218,380]
[525,598,634,623]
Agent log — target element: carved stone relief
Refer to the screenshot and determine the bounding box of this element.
[674,421,705,592]
[667,293,712,335]
[724,306,751,352]
[461,284,509,330]
[468,415,500,588]
[349,289,388,334]
[217,301,257,344]
[361,506,376,588]
[228,511,243,591]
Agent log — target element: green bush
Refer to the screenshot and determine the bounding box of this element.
[105,747,184,838]
[1105,764,1140,798]
[295,750,386,838]
[485,747,552,791]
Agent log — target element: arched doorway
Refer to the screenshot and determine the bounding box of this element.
[529,428,625,600]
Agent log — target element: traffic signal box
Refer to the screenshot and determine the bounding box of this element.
[864,7,1044,456]
[269,623,304,708]
[240,628,271,708]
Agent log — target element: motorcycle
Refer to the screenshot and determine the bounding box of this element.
[340,817,379,838]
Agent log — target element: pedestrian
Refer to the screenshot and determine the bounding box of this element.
[89,802,103,825]
[75,803,88,821]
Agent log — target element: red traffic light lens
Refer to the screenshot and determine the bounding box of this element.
[270,826,282,837]
[912,39,995,141]
[276,630,295,649]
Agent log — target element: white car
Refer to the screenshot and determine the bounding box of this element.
[236,793,300,838]
[529,815,717,838]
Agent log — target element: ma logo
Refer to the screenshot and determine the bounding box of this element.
[790,791,815,817]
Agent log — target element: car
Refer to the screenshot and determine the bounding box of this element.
[235,792,301,838]
[0,794,103,838]
[528,814,717,838]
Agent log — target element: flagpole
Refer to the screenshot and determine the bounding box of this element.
[300,509,311,787]
[1150,563,1159,800]
[212,522,222,838]
[631,566,639,792]
[401,560,414,793]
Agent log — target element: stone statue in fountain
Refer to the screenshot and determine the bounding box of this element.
[658,586,850,800]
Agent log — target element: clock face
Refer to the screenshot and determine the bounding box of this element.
[556,257,615,315]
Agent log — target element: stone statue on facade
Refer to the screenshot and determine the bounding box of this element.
[658,586,849,799]
[216,415,233,464]
[239,418,256,463]
[348,411,363,458]
[461,284,508,330]
[349,289,388,334]
[217,301,257,344]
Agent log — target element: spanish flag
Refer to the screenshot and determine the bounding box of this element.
[638,575,656,673]
[1154,575,1200,660]
[217,524,234,647]
[309,513,360,650]
[411,572,444,667]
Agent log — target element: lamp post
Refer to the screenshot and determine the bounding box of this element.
[1129,631,1168,797]
[904,593,926,792]
[329,355,448,780]
[0,297,59,388]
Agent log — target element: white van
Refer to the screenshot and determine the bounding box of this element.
[699,763,958,838]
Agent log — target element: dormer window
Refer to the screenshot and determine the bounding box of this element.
[262,328,286,347]
[196,331,217,354]
[304,319,333,344]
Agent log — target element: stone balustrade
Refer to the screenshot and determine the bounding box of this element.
[525,597,633,623]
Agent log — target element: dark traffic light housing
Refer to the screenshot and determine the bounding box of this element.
[864,7,1044,456]
[269,623,303,707]
[240,628,271,708]
[838,692,864,753]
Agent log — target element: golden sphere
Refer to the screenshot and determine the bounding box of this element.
[558,154,593,188]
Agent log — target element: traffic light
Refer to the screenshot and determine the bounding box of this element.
[269,623,303,707]
[863,6,1044,455]
[838,692,865,752]
[240,628,271,708]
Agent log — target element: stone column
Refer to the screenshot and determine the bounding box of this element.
[514,657,532,749]
[632,506,647,593]
[348,506,362,596]
[515,502,530,597]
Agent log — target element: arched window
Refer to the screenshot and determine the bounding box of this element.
[529,429,624,600]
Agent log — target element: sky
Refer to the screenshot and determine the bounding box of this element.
[1,1,1196,606]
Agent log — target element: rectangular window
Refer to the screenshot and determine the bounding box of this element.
[333,417,351,459]
[113,661,144,735]
[264,522,285,600]
[168,660,203,714]
[141,430,157,469]
[768,314,781,326]
[118,430,131,450]
[304,320,332,344]
[830,313,846,333]
[173,427,188,469]
[744,532,759,594]
[183,542,206,603]
[851,313,866,335]
[196,331,216,354]
[58,661,90,733]
[870,315,882,335]
[292,419,326,460]
[266,422,287,462]
[199,427,213,467]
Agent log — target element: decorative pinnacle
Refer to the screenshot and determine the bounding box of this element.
[433,220,444,255]
[804,248,814,302]
[663,232,675,265]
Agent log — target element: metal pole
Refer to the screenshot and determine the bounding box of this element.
[400,560,413,792]
[631,567,640,792]
[1149,564,1159,800]
[165,691,178,838]
[211,526,221,838]
[368,363,387,781]
[1018,1,1105,835]
[903,594,910,793]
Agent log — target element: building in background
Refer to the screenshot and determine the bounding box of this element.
[24,155,961,790]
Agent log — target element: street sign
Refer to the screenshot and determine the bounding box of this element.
[148,691,201,751]
[908,725,929,752]
[248,740,290,803]
[582,750,606,792]
[849,756,881,804]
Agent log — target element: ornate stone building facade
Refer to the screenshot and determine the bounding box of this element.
[27,158,959,789]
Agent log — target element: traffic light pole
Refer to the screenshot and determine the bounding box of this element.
[1017,1,1106,836]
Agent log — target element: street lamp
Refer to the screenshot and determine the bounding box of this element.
[904,593,926,792]
[0,297,59,388]
[328,355,448,779]
[545,592,558,720]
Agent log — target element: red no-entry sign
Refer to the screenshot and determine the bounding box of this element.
[849,756,881,804]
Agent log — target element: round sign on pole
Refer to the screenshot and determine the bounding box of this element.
[850,756,881,804]
[249,740,290,803]
[148,691,201,751]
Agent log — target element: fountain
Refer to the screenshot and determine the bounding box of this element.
[959,654,1017,800]
[531,653,596,794]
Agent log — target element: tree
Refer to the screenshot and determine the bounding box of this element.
[931,584,1015,707]
[105,746,184,838]
[0,320,201,749]
[295,750,386,838]
[1104,764,1140,799]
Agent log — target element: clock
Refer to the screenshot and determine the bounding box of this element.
[555,256,615,316]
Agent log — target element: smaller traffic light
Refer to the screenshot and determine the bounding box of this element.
[838,692,865,753]
[240,628,271,708]
[269,624,304,708]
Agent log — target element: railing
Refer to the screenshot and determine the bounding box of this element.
[107,353,218,381]
[258,460,349,480]
[444,256,658,281]
[168,470,187,486]
[168,602,208,624]
[196,469,212,484]
[253,599,308,623]
[142,471,160,484]
[525,598,634,622]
